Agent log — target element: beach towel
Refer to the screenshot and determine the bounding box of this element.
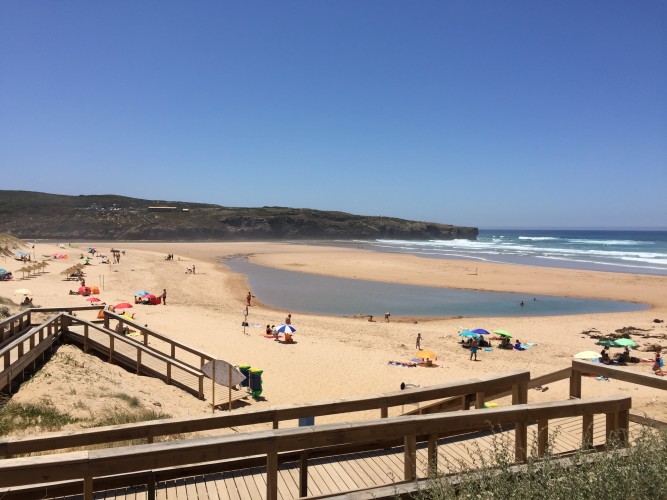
[388,361,417,367]
[261,334,282,339]
[483,347,493,351]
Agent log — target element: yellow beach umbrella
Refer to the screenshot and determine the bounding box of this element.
[415,349,438,360]
[573,351,601,360]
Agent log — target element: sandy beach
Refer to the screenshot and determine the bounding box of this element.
[2,240,666,430]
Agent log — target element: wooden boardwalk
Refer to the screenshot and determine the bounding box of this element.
[53,414,645,500]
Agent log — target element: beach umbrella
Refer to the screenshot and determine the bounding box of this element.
[78,286,91,296]
[275,324,296,334]
[494,330,512,338]
[415,349,438,360]
[15,288,31,295]
[86,297,101,302]
[614,338,637,347]
[595,340,619,347]
[574,351,601,360]
[459,331,477,338]
[115,302,133,309]
[0,268,6,274]
[472,328,490,335]
[135,290,150,296]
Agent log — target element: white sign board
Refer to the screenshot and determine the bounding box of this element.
[202,360,246,387]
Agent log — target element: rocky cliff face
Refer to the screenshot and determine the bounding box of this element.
[0,191,478,241]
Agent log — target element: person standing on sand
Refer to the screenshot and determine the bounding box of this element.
[285,313,291,325]
[470,337,479,361]
[384,312,390,322]
[416,333,422,350]
[246,292,255,306]
[192,264,196,274]
[162,289,167,305]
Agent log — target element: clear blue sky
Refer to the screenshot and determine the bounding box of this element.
[1,1,665,229]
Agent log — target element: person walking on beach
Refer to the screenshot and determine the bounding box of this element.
[162,289,167,305]
[470,337,479,361]
[416,333,422,350]
[192,264,196,274]
[384,312,390,322]
[285,313,291,325]
[246,292,255,306]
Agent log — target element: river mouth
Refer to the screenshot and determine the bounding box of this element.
[225,258,648,318]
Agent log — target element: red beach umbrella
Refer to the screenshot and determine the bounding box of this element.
[86,297,101,302]
[115,302,133,309]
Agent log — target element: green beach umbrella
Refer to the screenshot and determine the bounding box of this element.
[614,338,637,347]
[595,340,619,347]
[494,330,512,338]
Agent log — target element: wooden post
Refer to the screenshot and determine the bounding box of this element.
[109,337,114,363]
[537,419,548,457]
[228,363,232,412]
[570,369,582,399]
[299,451,309,497]
[103,312,109,330]
[84,476,93,500]
[171,343,176,359]
[273,416,279,429]
[404,435,417,481]
[515,421,528,462]
[475,391,485,409]
[143,330,148,346]
[606,412,618,445]
[136,348,141,374]
[461,394,471,410]
[198,376,204,400]
[211,362,216,414]
[147,472,156,500]
[166,362,172,384]
[512,382,528,405]
[381,403,388,419]
[427,434,438,474]
[83,324,89,353]
[267,449,278,500]
[617,409,630,446]
[582,413,594,449]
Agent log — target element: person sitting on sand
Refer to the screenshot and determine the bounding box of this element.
[499,337,511,349]
[69,290,78,295]
[514,340,525,351]
[601,348,612,365]
[22,296,33,306]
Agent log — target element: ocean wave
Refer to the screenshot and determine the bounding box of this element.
[567,239,649,246]
[518,236,559,241]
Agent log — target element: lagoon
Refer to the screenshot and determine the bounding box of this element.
[225,258,647,318]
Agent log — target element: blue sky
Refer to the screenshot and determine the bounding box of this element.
[1,1,665,229]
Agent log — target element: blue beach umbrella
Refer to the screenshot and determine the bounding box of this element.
[135,290,150,296]
[459,331,477,338]
[0,268,6,273]
[472,328,490,335]
[275,324,296,334]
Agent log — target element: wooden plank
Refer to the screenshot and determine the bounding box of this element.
[573,360,667,391]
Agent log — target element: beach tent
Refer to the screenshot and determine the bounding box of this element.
[90,286,100,294]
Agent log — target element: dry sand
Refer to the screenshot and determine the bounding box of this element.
[2,241,666,430]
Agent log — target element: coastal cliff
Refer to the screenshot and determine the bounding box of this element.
[0,191,478,241]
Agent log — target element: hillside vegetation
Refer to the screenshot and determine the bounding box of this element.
[0,191,478,241]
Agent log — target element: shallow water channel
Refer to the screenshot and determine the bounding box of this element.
[225,258,647,318]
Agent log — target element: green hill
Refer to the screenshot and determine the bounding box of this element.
[0,191,478,241]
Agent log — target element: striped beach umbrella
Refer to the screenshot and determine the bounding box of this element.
[275,324,296,334]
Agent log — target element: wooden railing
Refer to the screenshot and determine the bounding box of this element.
[0,395,631,500]
[103,310,216,369]
[406,366,572,416]
[62,314,207,399]
[0,315,65,393]
[0,310,32,346]
[570,359,667,397]
[0,370,530,458]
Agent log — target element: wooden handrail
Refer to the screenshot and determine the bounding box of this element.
[62,315,203,377]
[570,359,667,398]
[103,310,216,362]
[0,395,632,499]
[0,370,529,457]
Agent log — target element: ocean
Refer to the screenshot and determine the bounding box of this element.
[358,229,667,276]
